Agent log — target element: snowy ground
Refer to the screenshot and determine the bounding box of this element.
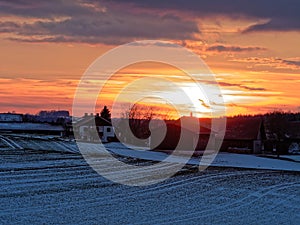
[103,142,300,172]
[0,134,78,153]
[1,134,299,172]
[0,141,300,224]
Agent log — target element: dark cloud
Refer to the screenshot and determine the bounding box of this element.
[282,59,300,67]
[2,16,198,44]
[243,18,300,33]
[0,1,200,44]
[0,21,21,33]
[107,0,300,32]
[3,0,297,22]
[0,0,94,18]
[0,0,298,45]
[206,45,266,52]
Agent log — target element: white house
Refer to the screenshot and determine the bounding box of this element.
[73,113,115,143]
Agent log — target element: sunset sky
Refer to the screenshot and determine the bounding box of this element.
[0,0,299,117]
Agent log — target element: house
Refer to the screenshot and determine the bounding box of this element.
[263,119,300,154]
[23,110,71,124]
[150,116,266,155]
[286,121,300,141]
[0,122,64,136]
[150,116,215,156]
[221,117,265,154]
[72,113,115,142]
[36,110,70,123]
[0,113,23,122]
[286,121,300,154]
[113,118,161,145]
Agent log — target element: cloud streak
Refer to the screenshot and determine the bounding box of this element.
[206,44,266,53]
[217,81,266,91]
[230,57,300,70]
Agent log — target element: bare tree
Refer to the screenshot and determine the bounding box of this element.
[116,103,172,145]
[123,104,155,139]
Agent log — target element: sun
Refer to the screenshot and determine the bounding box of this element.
[180,83,212,117]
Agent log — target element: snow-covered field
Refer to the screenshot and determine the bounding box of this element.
[0,139,299,224]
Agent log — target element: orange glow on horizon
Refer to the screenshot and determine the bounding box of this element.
[0,18,299,116]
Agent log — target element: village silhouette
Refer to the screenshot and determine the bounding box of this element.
[1,106,299,157]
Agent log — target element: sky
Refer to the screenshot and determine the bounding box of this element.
[0,0,299,117]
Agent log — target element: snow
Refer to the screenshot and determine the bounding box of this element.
[0,122,64,131]
[1,135,300,172]
[0,134,78,154]
[0,136,299,224]
[279,155,300,162]
[102,142,300,172]
[0,148,299,224]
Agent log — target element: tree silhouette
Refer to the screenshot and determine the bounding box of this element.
[100,106,111,121]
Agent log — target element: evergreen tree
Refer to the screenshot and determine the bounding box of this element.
[100,106,111,121]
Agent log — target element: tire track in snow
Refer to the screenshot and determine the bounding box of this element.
[0,170,268,216]
[0,135,23,150]
[152,182,300,225]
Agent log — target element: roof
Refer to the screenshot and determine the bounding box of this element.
[176,116,219,134]
[0,122,64,131]
[224,117,263,140]
[0,113,23,116]
[152,117,213,135]
[161,116,263,140]
[73,115,111,127]
[287,121,300,139]
[166,123,212,135]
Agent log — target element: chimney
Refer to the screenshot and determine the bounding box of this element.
[84,113,88,117]
[90,113,93,116]
[190,112,193,117]
[96,113,99,117]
